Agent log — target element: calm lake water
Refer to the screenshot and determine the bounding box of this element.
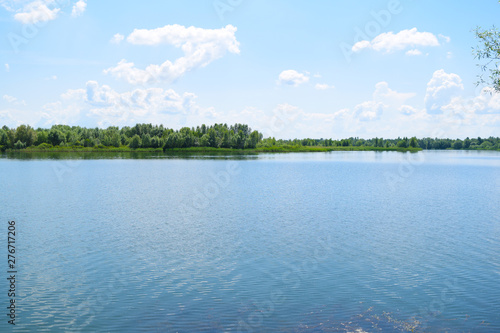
[1,150,499,332]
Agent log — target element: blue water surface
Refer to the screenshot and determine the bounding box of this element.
[0,150,499,332]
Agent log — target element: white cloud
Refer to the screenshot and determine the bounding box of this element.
[352,28,440,53]
[5,64,9,72]
[71,0,86,17]
[438,34,451,43]
[352,40,371,53]
[354,101,385,121]
[3,95,17,103]
[40,81,214,127]
[45,75,57,80]
[472,88,500,114]
[399,105,418,115]
[278,70,309,87]
[406,49,422,56]
[315,83,334,90]
[3,94,26,106]
[373,81,416,105]
[105,24,240,85]
[110,33,124,44]
[425,69,464,114]
[14,1,60,24]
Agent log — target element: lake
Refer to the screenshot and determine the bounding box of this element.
[0,150,499,332]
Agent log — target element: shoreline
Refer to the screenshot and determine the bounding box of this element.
[2,146,423,154]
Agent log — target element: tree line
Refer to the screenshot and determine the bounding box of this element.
[260,136,500,150]
[0,124,498,151]
[0,123,262,151]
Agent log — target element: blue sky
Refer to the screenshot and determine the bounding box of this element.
[1,0,499,139]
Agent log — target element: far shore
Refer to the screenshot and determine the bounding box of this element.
[2,146,423,154]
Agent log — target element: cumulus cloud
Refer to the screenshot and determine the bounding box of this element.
[373,81,416,105]
[278,70,309,87]
[472,88,500,114]
[71,0,86,17]
[5,63,9,72]
[399,105,418,115]
[104,24,240,85]
[40,81,214,127]
[110,33,124,44]
[352,28,440,53]
[438,34,451,43]
[3,95,17,103]
[3,94,26,106]
[315,83,334,90]
[14,0,60,24]
[354,101,385,121]
[425,69,464,114]
[406,49,422,56]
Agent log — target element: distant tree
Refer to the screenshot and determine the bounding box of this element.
[207,128,217,148]
[129,134,142,149]
[34,130,48,145]
[48,129,65,146]
[0,129,8,147]
[245,130,261,149]
[409,137,418,148]
[463,137,471,149]
[110,132,121,147]
[199,134,209,147]
[15,125,37,147]
[141,134,151,148]
[150,136,161,148]
[453,140,463,150]
[13,140,26,149]
[397,139,408,148]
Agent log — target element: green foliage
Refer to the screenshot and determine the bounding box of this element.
[396,137,409,148]
[0,122,498,152]
[453,140,463,150]
[36,143,53,149]
[48,129,65,146]
[15,125,37,147]
[13,140,26,149]
[129,135,142,149]
[474,19,500,91]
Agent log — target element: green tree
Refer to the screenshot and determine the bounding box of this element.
[397,138,408,148]
[13,140,26,149]
[474,4,500,91]
[129,134,142,149]
[453,140,463,150]
[35,130,49,145]
[15,125,37,147]
[0,129,8,147]
[463,137,471,149]
[409,137,418,148]
[141,134,151,148]
[111,132,121,147]
[199,134,209,147]
[48,129,65,146]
